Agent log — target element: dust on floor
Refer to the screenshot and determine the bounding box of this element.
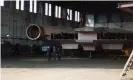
[1,58,133,80]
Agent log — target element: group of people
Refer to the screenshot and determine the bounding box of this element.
[47,46,62,61]
[9,42,62,60]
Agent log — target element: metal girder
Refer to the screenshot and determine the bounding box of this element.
[118,2,133,8]
[118,2,133,14]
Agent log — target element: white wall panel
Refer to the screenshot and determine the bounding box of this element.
[102,44,123,50]
[62,44,78,49]
[78,33,97,40]
[83,45,95,50]
[75,40,93,43]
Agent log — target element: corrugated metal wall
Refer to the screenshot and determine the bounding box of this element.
[1,1,133,46]
[1,1,74,45]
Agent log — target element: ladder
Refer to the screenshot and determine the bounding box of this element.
[120,50,133,80]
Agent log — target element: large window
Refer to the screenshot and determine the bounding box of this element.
[55,6,58,17]
[29,0,33,12]
[75,11,80,22]
[33,0,37,13]
[45,3,48,15]
[45,3,52,16]
[16,0,20,9]
[29,0,37,13]
[0,0,4,6]
[75,11,77,21]
[77,11,80,22]
[67,9,72,20]
[55,5,61,18]
[21,0,24,10]
[49,4,51,16]
[67,9,69,20]
[70,9,72,20]
[58,6,61,18]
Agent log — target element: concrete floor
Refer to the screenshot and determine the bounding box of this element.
[1,57,133,80]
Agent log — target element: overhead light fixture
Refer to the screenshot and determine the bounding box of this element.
[117,3,133,8]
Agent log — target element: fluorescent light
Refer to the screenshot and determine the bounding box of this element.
[34,0,37,13]
[118,3,133,8]
[58,6,61,18]
[67,9,70,20]
[55,5,58,17]
[45,3,48,15]
[0,0,4,6]
[70,9,72,20]
[75,11,77,21]
[16,0,19,9]
[77,11,80,22]
[49,4,51,16]
[21,0,24,10]
[30,0,33,12]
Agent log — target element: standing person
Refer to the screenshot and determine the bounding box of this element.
[78,44,84,57]
[52,46,57,60]
[47,46,52,61]
[56,46,62,60]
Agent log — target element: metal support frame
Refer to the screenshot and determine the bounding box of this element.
[120,49,133,80]
[118,3,133,8]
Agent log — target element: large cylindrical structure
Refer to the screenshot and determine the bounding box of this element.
[26,24,45,40]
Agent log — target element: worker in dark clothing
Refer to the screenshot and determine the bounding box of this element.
[47,46,52,61]
[78,44,84,57]
[47,45,62,61]
[52,46,57,60]
[30,44,36,54]
[56,47,62,60]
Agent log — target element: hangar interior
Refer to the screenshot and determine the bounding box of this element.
[1,1,133,80]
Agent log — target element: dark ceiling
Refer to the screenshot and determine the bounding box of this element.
[45,1,131,13]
